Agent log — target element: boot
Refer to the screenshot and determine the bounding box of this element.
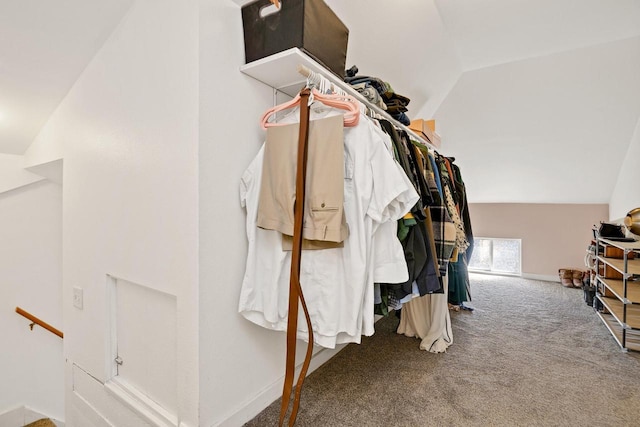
[573,270,584,288]
[559,268,573,287]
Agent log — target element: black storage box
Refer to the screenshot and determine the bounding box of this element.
[241,0,349,78]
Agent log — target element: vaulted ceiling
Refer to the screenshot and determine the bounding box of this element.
[438,36,640,203]
[2,0,639,204]
[328,0,640,203]
[433,0,640,203]
[0,0,133,155]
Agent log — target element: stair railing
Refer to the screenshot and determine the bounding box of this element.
[15,306,63,339]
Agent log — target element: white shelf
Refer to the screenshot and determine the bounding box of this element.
[240,48,436,149]
[240,47,340,97]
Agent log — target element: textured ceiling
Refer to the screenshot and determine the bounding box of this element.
[0,0,133,155]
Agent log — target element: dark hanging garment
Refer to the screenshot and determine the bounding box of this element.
[378,120,427,221]
[452,163,474,262]
[395,131,441,294]
[427,151,458,278]
[377,122,442,297]
[403,139,441,294]
[414,220,443,294]
[402,132,434,209]
[437,155,470,255]
[444,160,473,305]
[415,144,456,277]
[389,218,442,298]
[448,256,471,306]
[424,154,456,277]
[388,220,428,300]
[441,156,459,205]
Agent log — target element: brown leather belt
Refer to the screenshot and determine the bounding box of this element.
[279,88,315,426]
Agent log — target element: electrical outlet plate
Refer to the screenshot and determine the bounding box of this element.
[73,287,83,309]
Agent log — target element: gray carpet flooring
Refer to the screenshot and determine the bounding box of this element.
[245,274,640,426]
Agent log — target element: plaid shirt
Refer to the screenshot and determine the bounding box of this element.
[424,163,456,276]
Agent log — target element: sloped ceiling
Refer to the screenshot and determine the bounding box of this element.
[329,0,640,204]
[325,0,463,119]
[2,0,639,206]
[430,0,640,203]
[435,37,640,203]
[434,0,640,71]
[0,0,133,155]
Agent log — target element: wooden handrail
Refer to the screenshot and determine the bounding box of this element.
[15,307,63,339]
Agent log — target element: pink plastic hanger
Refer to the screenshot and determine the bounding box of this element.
[260,88,360,129]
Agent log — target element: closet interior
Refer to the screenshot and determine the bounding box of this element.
[238,45,474,424]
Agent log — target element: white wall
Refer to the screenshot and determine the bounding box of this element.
[197,2,466,425]
[609,117,640,220]
[0,154,43,193]
[24,1,200,425]
[0,180,63,420]
[469,203,609,277]
[198,1,286,425]
[10,2,490,426]
[325,0,463,119]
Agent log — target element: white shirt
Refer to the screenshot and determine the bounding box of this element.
[239,109,418,348]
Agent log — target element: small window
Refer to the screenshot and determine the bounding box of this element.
[468,238,521,275]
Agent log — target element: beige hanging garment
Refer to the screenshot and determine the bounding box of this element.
[397,274,453,353]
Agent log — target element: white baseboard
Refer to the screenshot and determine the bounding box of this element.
[469,270,520,278]
[104,378,178,427]
[521,273,561,283]
[214,344,347,427]
[469,271,560,283]
[0,405,65,427]
[72,363,176,427]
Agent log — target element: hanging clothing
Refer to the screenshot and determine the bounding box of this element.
[446,161,473,306]
[423,151,456,270]
[378,120,427,221]
[448,256,471,306]
[257,115,348,247]
[361,123,420,339]
[396,274,453,353]
[429,153,443,196]
[438,156,470,254]
[239,108,418,349]
[452,163,474,262]
[376,120,443,299]
[240,69,476,353]
[436,156,473,306]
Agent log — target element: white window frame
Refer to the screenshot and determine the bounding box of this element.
[468,237,522,277]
